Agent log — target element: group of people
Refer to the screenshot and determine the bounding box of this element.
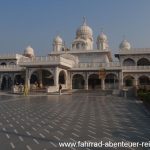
[12,83,62,95]
[13,83,24,93]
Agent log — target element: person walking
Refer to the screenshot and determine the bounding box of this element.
[59,84,62,95]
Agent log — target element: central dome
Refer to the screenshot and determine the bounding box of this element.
[76,18,93,40]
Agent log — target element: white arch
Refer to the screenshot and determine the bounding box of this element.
[138,75,149,79]
[138,75,150,87]
[87,72,99,78]
[123,75,135,87]
[72,72,86,81]
[72,73,85,89]
[9,62,16,65]
[123,58,136,66]
[123,74,135,80]
[105,73,118,78]
[58,70,67,84]
[29,68,54,80]
[137,58,150,66]
[72,73,85,80]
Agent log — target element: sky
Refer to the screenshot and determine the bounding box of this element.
[0,0,150,56]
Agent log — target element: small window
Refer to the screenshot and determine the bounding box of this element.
[76,43,80,49]
[1,62,6,66]
[9,62,16,65]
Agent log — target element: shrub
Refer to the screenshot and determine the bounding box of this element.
[138,92,150,103]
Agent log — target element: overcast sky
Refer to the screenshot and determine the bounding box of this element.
[0,0,150,56]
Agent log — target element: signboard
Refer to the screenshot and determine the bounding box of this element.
[99,69,106,79]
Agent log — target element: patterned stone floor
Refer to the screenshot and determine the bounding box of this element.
[0,93,150,150]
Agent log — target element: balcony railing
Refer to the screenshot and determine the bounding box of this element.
[0,62,149,72]
[73,62,121,69]
[19,56,59,64]
[0,65,22,71]
[122,65,150,70]
[19,56,75,68]
[119,48,150,54]
[73,63,150,71]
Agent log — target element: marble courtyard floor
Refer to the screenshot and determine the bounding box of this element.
[0,92,150,150]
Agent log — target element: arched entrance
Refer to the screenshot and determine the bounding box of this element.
[30,69,54,90]
[105,73,119,89]
[139,76,150,86]
[123,75,135,87]
[30,74,38,84]
[30,71,40,89]
[42,70,54,86]
[59,70,66,84]
[72,74,84,89]
[14,74,25,85]
[1,75,12,90]
[88,74,101,89]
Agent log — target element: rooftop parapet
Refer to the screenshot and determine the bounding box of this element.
[118,48,150,54]
[18,55,77,68]
[0,65,23,72]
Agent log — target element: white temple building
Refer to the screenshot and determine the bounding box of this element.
[0,19,150,96]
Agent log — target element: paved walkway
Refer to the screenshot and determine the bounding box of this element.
[0,93,150,150]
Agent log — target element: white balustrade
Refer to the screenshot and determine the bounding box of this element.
[16,55,150,71]
[122,66,150,70]
[73,62,150,71]
[0,65,22,71]
[119,48,150,54]
[0,54,16,58]
[18,55,74,68]
[74,62,121,69]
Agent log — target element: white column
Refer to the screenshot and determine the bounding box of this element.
[119,71,123,89]
[25,68,30,89]
[68,72,72,90]
[0,75,2,88]
[54,67,59,87]
[101,78,105,90]
[134,78,138,97]
[70,77,72,89]
[134,79,138,87]
[84,74,88,90]
[39,70,43,88]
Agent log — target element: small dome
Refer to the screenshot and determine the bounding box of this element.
[119,40,131,50]
[53,36,63,44]
[97,32,107,41]
[76,18,93,40]
[24,46,34,57]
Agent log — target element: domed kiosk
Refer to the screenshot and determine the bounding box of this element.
[53,36,64,52]
[119,40,131,50]
[24,46,35,58]
[97,32,109,50]
[53,36,63,44]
